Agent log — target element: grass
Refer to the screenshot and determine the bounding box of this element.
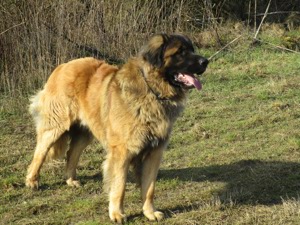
[1,43,300,224]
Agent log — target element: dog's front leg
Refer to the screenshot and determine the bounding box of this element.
[103,146,131,224]
[141,146,165,221]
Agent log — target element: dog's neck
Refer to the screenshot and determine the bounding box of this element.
[139,68,171,101]
[138,65,185,103]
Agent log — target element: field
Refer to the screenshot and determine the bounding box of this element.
[1,41,300,224]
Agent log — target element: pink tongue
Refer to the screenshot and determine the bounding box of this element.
[182,74,202,90]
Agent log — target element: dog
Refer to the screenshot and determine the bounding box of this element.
[26,33,208,223]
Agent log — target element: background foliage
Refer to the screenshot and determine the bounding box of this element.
[0,0,299,94]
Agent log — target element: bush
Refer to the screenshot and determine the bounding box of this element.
[0,0,299,95]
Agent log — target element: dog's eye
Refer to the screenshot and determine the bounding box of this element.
[177,47,186,55]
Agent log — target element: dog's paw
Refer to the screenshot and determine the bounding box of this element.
[109,211,127,224]
[66,178,81,187]
[144,210,164,221]
[25,177,39,189]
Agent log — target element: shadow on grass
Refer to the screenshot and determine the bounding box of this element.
[159,160,300,206]
[22,160,300,222]
[81,159,300,222]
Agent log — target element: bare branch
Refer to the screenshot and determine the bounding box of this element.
[255,11,300,17]
[254,0,272,39]
[208,35,243,61]
[0,22,25,36]
[253,38,300,54]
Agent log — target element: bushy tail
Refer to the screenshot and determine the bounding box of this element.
[29,91,43,126]
[29,91,70,161]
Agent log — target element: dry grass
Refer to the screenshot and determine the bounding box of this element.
[0,0,192,95]
[1,43,300,224]
[2,0,298,95]
[1,1,300,224]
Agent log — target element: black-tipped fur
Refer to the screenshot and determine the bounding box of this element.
[140,34,169,68]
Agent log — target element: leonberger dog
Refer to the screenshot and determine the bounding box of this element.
[26,34,208,223]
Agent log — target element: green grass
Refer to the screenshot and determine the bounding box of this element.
[1,45,300,224]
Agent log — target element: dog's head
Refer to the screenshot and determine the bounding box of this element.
[140,34,208,90]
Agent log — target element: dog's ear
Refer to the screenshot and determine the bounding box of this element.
[140,34,169,68]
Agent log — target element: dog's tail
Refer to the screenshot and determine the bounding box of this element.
[29,91,43,127]
[29,91,69,161]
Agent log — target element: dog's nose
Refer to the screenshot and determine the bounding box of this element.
[199,58,209,68]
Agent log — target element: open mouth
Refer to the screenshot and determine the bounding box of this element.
[174,73,202,90]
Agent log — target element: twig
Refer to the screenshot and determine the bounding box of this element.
[204,0,222,46]
[255,11,300,16]
[247,1,251,28]
[253,38,300,54]
[254,0,257,33]
[41,22,123,64]
[254,0,272,39]
[0,21,25,36]
[208,35,242,61]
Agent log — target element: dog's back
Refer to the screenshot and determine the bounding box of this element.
[27,57,117,162]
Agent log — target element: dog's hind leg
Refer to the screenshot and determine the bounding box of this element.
[66,124,93,187]
[27,92,75,188]
[26,128,66,189]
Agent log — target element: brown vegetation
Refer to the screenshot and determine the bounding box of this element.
[0,0,299,95]
[1,1,300,224]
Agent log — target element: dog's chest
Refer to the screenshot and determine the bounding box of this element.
[133,101,184,151]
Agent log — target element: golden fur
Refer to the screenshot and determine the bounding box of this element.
[26,34,208,223]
